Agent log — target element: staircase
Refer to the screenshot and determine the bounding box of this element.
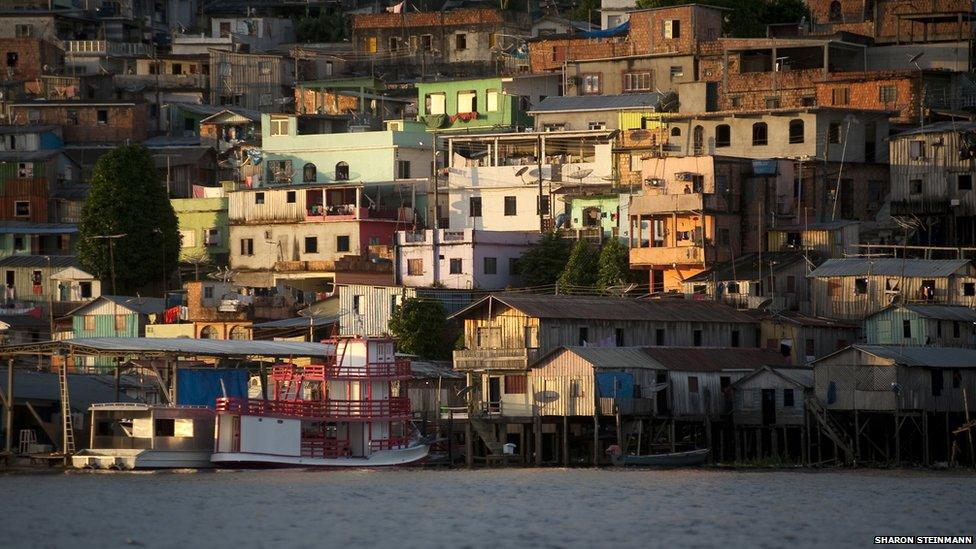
[469,416,505,455]
[58,365,75,456]
[806,396,855,463]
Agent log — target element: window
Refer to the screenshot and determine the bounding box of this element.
[730,329,740,348]
[693,329,702,347]
[828,122,843,144]
[669,66,684,79]
[623,72,652,92]
[14,24,33,37]
[365,36,377,53]
[954,321,961,338]
[588,121,606,130]
[115,315,127,331]
[854,278,868,295]
[205,229,221,246]
[335,162,349,181]
[254,192,265,205]
[469,196,482,217]
[789,119,804,144]
[240,238,254,256]
[407,258,423,276]
[84,315,95,331]
[581,74,601,95]
[715,125,731,148]
[179,229,196,248]
[729,96,742,108]
[65,109,79,125]
[96,110,108,125]
[396,160,411,179]
[655,328,665,346]
[615,328,625,347]
[455,33,467,50]
[578,327,588,345]
[484,257,497,275]
[388,36,399,51]
[671,127,681,137]
[909,179,923,195]
[752,122,768,146]
[79,282,92,299]
[203,285,215,300]
[449,258,462,274]
[504,375,526,394]
[504,196,517,216]
[783,389,795,407]
[909,140,925,160]
[804,339,815,358]
[420,34,433,51]
[959,174,973,191]
[828,279,842,297]
[285,191,296,204]
[528,195,546,218]
[303,163,316,183]
[352,295,362,314]
[693,125,704,155]
[879,85,897,103]
[486,89,499,112]
[488,33,498,48]
[14,201,29,217]
[457,90,477,113]
[688,376,699,393]
[829,0,842,21]
[831,87,849,106]
[964,282,975,296]
[11,236,24,252]
[258,61,271,75]
[801,95,816,107]
[336,235,350,252]
[270,117,289,136]
[931,369,943,397]
[765,97,781,109]
[425,93,446,115]
[304,236,318,254]
[663,19,680,39]
[952,369,962,389]
[509,257,520,275]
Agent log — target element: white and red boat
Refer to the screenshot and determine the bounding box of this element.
[211,336,429,467]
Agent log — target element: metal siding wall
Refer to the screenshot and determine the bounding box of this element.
[228,189,307,223]
[339,284,417,336]
[530,352,597,417]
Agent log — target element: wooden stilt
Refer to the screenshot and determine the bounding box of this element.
[894,414,901,464]
[464,421,473,467]
[562,415,568,466]
[854,408,861,463]
[734,428,741,462]
[669,420,676,453]
[705,419,713,463]
[922,411,930,466]
[592,414,599,466]
[534,414,542,466]
[756,429,762,459]
[3,358,12,454]
[771,428,779,460]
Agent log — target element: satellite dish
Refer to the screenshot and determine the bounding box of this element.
[907,52,924,64]
[456,385,477,398]
[514,166,529,177]
[567,168,593,180]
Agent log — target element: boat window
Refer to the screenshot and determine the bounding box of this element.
[155,418,175,437]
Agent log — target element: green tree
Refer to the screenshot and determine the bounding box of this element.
[77,145,180,295]
[516,232,573,287]
[597,238,630,288]
[633,0,809,38]
[558,238,599,288]
[388,298,454,360]
[572,0,601,26]
[296,8,350,43]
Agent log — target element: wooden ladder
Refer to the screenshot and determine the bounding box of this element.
[58,364,75,456]
[806,396,855,463]
[469,417,505,455]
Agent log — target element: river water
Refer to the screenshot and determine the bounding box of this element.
[2,468,974,548]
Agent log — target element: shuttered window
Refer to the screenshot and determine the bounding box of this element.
[504,375,526,394]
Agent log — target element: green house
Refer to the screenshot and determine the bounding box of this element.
[68,295,167,370]
[416,75,559,132]
[172,195,230,265]
[864,304,976,347]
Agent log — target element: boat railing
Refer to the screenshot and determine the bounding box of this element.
[369,436,412,451]
[216,396,412,420]
[301,437,351,458]
[325,359,411,380]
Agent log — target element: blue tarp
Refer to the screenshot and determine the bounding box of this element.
[596,372,634,401]
[581,21,629,39]
[177,369,249,408]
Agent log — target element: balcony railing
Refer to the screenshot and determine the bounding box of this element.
[630,245,708,266]
[630,193,729,215]
[65,40,154,57]
[324,359,412,380]
[115,73,208,90]
[216,396,412,421]
[453,347,540,371]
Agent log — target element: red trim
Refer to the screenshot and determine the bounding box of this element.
[216,396,412,421]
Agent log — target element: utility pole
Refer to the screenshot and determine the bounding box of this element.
[89,234,126,294]
[537,133,544,232]
[431,132,439,229]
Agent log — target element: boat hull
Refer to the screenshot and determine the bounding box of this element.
[613,448,710,467]
[71,449,215,470]
[211,443,430,468]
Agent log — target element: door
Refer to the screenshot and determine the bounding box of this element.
[488,376,501,414]
[761,389,776,426]
[655,372,669,415]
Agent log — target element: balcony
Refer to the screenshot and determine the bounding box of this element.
[630,245,709,266]
[216,396,412,421]
[453,347,540,372]
[324,359,412,380]
[630,193,730,215]
[115,73,208,90]
[305,205,413,223]
[65,40,154,57]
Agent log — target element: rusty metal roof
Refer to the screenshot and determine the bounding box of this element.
[641,347,792,372]
[808,258,971,278]
[901,304,976,322]
[848,345,976,369]
[451,293,757,323]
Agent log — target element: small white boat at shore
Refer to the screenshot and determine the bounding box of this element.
[72,403,215,470]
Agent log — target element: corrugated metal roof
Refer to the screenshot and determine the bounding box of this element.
[0,371,136,412]
[409,359,464,379]
[252,315,340,329]
[452,293,757,323]
[566,346,667,370]
[901,304,976,321]
[641,347,792,372]
[853,344,976,369]
[1,337,335,359]
[0,150,62,161]
[807,258,971,277]
[773,367,814,387]
[685,251,806,282]
[529,93,663,113]
[892,121,976,138]
[0,255,78,268]
[99,296,167,315]
[0,222,77,235]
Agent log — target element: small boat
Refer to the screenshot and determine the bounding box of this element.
[72,403,215,470]
[608,446,710,467]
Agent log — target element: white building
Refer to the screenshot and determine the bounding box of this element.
[395,229,539,290]
[444,130,615,232]
[601,0,636,29]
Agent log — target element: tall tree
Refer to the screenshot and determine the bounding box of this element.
[388,298,455,360]
[77,145,180,295]
[516,232,573,287]
[597,238,630,288]
[558,238,599,288]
